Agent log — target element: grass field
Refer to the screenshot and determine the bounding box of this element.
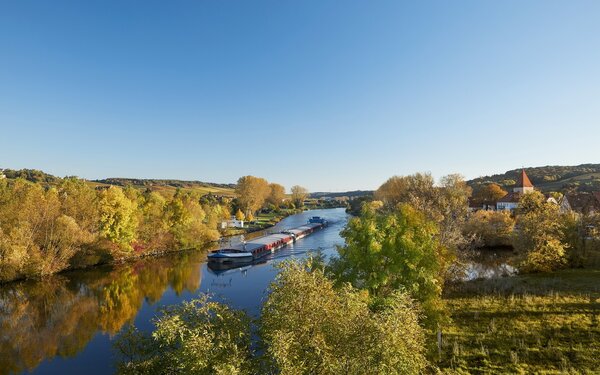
[440,269,600,374]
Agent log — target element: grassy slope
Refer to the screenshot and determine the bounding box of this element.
[468,164,600,193]
[0,168,237,198]
[87,180,235,198]
[441,269,600,374]
[535,173,600,193]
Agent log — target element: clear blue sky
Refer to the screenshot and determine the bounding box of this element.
[1,1,599,192]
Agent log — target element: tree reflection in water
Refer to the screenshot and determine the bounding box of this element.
[0,251,205,375]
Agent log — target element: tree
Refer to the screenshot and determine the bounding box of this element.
[57,177,99,234]
[135,191,169,250]
[514,191,568,272]
[115,295,253,375]
[235,176,270,215]
[437,174,473,250]
[267,183,286,208]
[235,209,245,221]
[164,191,219,249]
[329,202,448,329]
[97,186,138,250]
[290,185,308,208]
[472,183,507,205]
[464,210,515,247]
[261,260,427,375]
[374,173,471,251]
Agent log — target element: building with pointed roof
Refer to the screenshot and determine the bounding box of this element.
[496,169,535,211]
[514,169,534,194]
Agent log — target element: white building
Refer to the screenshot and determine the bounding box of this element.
[221,218,245,229]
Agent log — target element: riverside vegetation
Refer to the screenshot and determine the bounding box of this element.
[115,172,599,374]
[2,170,599,373]
[0,177,225,283]
[0,172,310,283]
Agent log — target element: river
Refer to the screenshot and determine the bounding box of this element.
[0,208,349,375]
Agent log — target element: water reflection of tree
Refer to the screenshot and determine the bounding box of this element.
[0,251,204,375]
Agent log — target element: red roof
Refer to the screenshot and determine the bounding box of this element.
[517,169,533,188]
[497,191,522,203]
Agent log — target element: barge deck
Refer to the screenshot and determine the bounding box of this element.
[208,217,328,264]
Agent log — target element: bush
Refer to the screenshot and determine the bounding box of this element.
[514,192,568,273]
[261,260,427,375]
[464,210,515,248]
[115,295,253,375]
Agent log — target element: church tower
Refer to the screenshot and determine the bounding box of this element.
[513,169,534,194]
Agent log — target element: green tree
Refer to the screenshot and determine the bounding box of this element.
[115,295,253,375]
[374,173,471,251]
[514,191,568,272]
[261,259,427,375]
[330,202,448,329]
[98,187,138,250]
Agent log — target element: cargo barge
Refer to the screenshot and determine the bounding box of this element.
[208,216,328,264]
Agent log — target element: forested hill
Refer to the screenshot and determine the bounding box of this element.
[0,168,62,184]
[94,178,235,190]
[93,178,236,196]
[468,164,600,193]
[0,168,236,196]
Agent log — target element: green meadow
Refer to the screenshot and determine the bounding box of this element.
[441,269,600,374]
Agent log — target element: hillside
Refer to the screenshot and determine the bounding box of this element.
[468,164,600,193]
[310,190,374,199]
[92,178,236,197]
[0,168,236,197]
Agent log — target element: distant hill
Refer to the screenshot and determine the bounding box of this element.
[0,168,236,197]
[92,178,237,197]
[310,190,374,199]
[94,178,235,190]
[468,164,600,193]
[0,168,62,185]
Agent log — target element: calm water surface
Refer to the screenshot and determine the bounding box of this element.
[0,208,349,375]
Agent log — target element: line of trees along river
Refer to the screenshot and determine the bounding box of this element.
[0,174,311,283]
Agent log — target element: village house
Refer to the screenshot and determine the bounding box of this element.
[221,217,245,229]
[559,192,600,214]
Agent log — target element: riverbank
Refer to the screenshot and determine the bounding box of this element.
[0,208,315,285]
[0,208,349,375]
[0,239,215,285]
[220,208,301,237]
[440,268,600,373]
